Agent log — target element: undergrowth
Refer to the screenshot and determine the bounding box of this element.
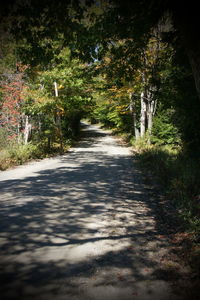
[134,144,200,237]
[130,138,200,282]
[0,139,72,171]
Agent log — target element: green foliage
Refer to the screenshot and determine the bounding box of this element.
[0,38,94,165]
[157,43,200,156]
[0,128,9,150]
[93,103,113,126]
[93,98,133,132]
[152,109,181,146]
[0,138,73,170]
[130,135,151,151]
[8,143,38,164]
[0,26,17,75]
[0,142,38,170]
[22,47,94,145]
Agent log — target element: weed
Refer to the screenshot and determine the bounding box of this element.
[135,145,200,235]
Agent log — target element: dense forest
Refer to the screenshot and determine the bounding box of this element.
[0,0,200,244]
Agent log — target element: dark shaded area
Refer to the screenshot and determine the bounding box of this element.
[0,124,186,299]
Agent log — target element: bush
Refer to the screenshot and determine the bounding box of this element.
[0,128,9,150]
[0,137,73,171]
[0,149,12,170]
[0,142,42,170]
[152,109,181,146]
[8,143,40,164]
[170,158,200,219]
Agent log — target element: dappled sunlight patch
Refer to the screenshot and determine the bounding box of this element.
[0,124,187,299]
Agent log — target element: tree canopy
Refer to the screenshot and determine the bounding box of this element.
[1,0,200,155]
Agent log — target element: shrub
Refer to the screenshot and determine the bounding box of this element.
[0,142,42,170]
[152,109,181,146]
[0,128,9,150]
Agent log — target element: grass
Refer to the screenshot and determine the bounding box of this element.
[135,145,200,233]
[131,140,200,283]
[0,138,73,171]
[0,143,42,170]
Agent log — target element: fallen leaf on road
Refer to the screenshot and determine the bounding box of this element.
[128,246,134,251]
[144,268,149,272]
[117,273,125,281]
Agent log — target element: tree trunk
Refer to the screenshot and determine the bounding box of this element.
[147,106,153,133]
[57,112,63,152]
[24,115,31,144]
[147,101,153,144]
[140,91,146,137]
[54,81,58,97]
[146,92,154,133]
[146,89,157,144]
[17,123,20,144]
[129,93,139,140]
[186,48,200,100]
[54,81,63,152]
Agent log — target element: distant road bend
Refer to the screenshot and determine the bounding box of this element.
[0,123,183,300]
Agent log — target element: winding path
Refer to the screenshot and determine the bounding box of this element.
[0,123,182,300]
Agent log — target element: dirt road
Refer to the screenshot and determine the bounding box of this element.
[0,123,183,299]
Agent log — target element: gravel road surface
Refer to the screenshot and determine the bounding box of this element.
[0,123,183,300]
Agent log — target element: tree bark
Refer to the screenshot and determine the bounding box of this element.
[24,115,31,144]
[57,112,63,152]
[140,91,146,137]
[146,87,157,144]
[129,92,139,140]
[54,81,58,97]
[186,48,200,100]
[17,123,20,144]
[147,100,153,144]
[146,90,155,133]
[147,105,153,133]
[54,81,63,152]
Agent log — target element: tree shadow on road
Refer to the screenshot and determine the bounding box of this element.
[0,126,187,300]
